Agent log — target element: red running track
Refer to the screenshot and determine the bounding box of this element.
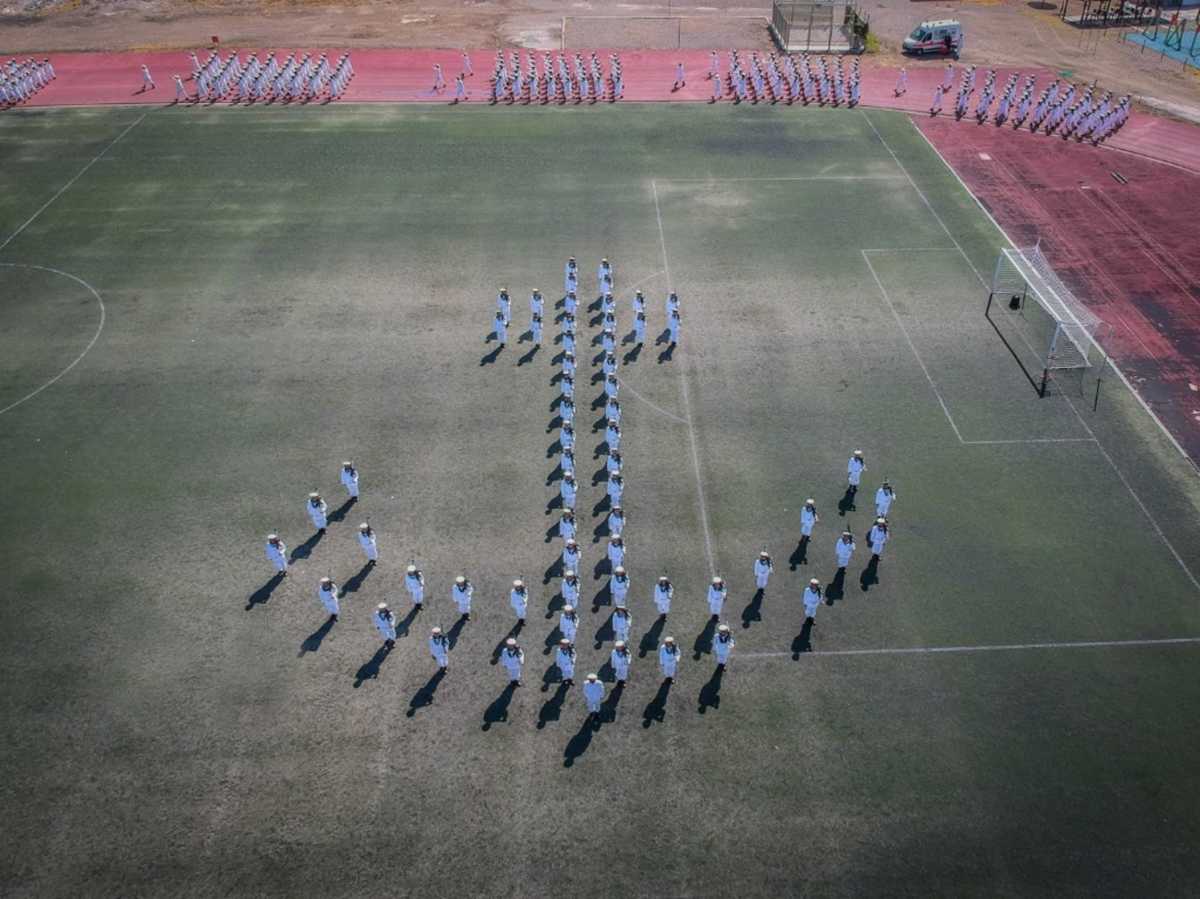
[6,47,1200,462]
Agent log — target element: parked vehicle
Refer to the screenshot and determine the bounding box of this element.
[902,19,964,58]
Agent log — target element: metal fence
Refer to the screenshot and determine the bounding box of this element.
[770,2,868,53]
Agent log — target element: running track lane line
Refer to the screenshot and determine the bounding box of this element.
[651,177,717,578]
[0,264,106,418]
[0,112,147,254]
[864,110,1200,593]
[739,635,1200,660]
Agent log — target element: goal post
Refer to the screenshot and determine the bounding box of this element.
[985,246,1109,398]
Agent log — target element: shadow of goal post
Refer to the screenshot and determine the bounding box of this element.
[984,246,1110,399]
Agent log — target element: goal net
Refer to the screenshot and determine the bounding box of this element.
[985,246,1108,397]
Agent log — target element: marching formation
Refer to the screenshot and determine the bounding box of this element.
[257,254,902,734]
[150,50,355,104]
[0,57,55,108]
[705,50,862,106]
[923,62,1131,145]
[487,51,625,105]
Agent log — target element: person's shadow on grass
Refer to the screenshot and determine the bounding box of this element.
[246,572,284,610]
[538,682,569,729]
[860,556,880,592]
[482,682,518,731]
[340,561,375,595]
[298,616,335,656]
[290,530,325,562]
[697,666,724,714]
[788,536,809,570]
[825,569,846,605]
[642,679,671,727]
[741,588,764,629]
[353,644,391,688]
[327,496,356,523]
[693,617,717,660]
[406,668,446,717]
[638,615,665,658]
[480,345,504,366]
[791,619,815,658]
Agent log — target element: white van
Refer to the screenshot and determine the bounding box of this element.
[902,20,964,58]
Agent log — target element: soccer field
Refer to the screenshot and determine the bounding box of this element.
[2,103,1199,897]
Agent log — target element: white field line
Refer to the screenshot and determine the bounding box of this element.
[0,264,106,418]
[861,249,967,444]
[907,115,1197,473]
[651,177,717,577]
[660,175,909,182]
[0,112,147,255]
[623,382,690,424]
[866,111,1199,592]
[739,635,1200,660]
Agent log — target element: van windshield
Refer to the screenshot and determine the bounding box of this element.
[910,27,930,40]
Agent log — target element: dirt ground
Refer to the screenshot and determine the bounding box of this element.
[0,1,1197,116]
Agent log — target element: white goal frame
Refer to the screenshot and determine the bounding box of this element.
[986,246,1109,397]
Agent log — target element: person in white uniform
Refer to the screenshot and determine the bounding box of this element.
[607,535,626,571]
[874,480,896,518]
[556,639,577,686]
[847,450,865,492]
[611,565,630,608]
[405,563,425,608]
[612,607,632,645]
[654,575,673,617]
[562,570,581,607]
[713,624,735,669]
[140,63,156,91]
[800,498,819,538]
[560,604,579,643]
[510,579,528,623]
[317,576,339,620]
[374,603,396,649]
[659,636,680,681]
[563,538,581,574]
[868,518,889,559]
[611,640,632,684]
[340,461,359,498]
[559,509,577,543]
[265,534,288,574]
[429,626,450,670]
[803,578,822,623]
[307,492,328,531]
[560,472,577,509]
[583,673,605,716]
[501,638,525,685]
[493,311,507,348]
[707,577,727,618]
[452,575,473,618]
[357,522,378,563]
[835,531,856,570]
[609,505,625,537]
[754,550,774,591]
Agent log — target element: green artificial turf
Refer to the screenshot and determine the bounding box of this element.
[1,103,1198,897]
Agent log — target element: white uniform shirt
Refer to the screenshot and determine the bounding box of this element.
[835,538,856,568]
[318,583,339,614]
[452,583,473,610]
[562,577,580,604]
[501,648,524,678]
[848,456,865,486]
[307,499,328,528]
[611,648,631,678]
[340,466,359,495]
[875,487,895,517]
[713,634,735,663]
[659,644,680,675]
[707,584,727,614]
[654,583,673,613]
[583,679,605,710]
[560,612,578,642]
[612,575,630,605]
[869,524,889,555]
[556,647,576,678]
[374,610,396,640]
